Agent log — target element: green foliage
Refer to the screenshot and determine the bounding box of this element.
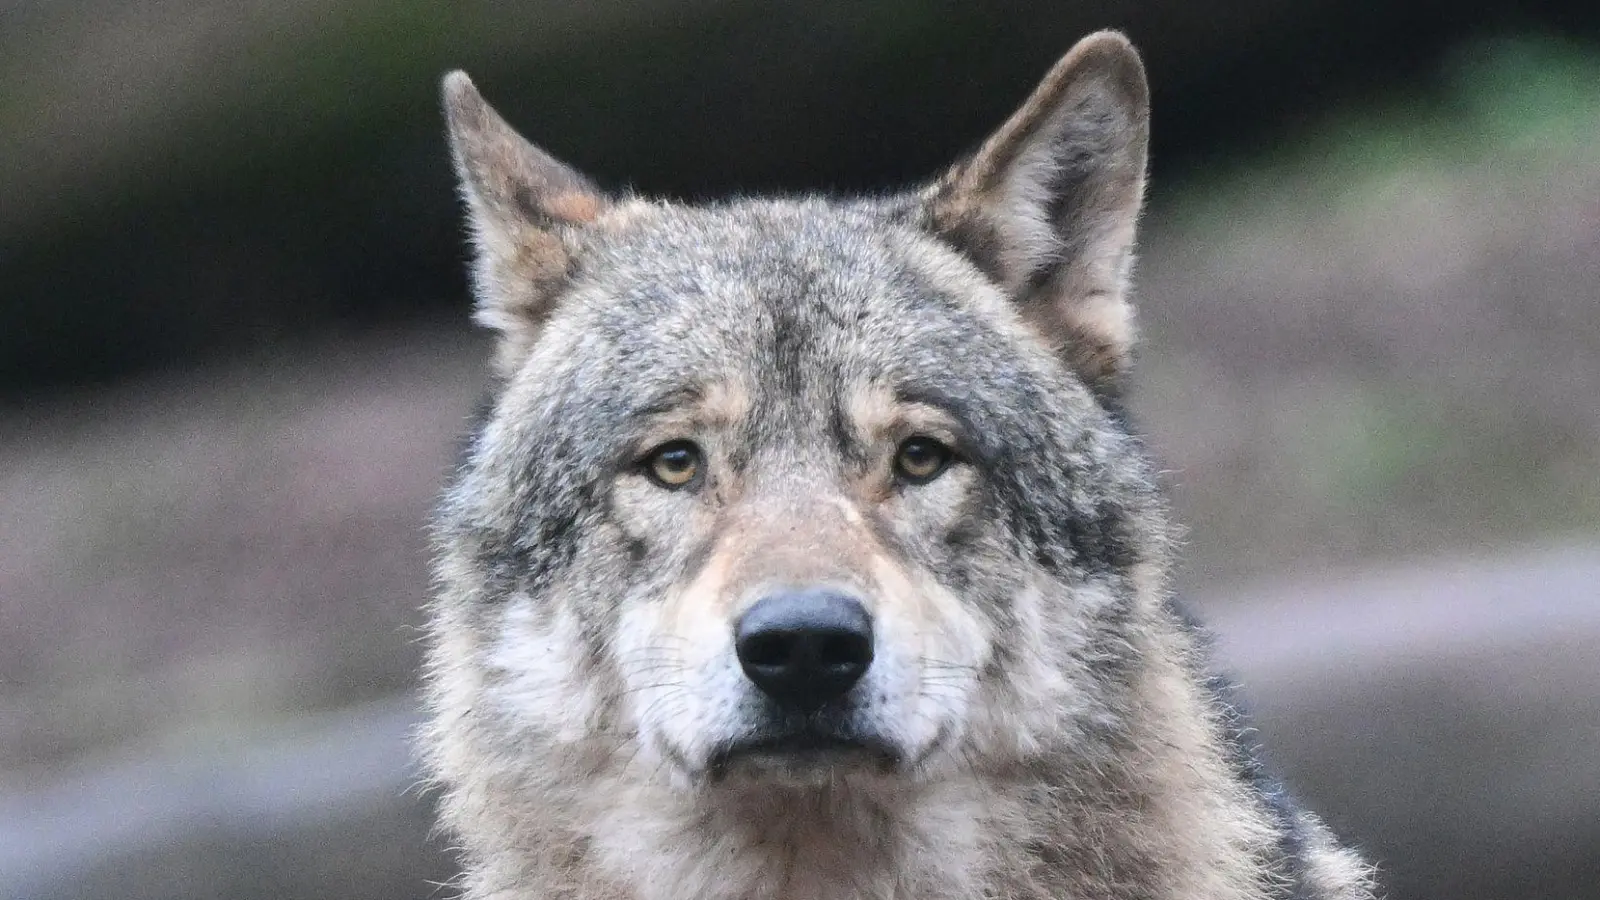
[1164,31,1600,223]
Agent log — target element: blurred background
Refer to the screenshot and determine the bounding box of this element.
[3,1,1598,898]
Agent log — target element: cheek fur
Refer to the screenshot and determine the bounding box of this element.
[611,476,685,542]
[863,548,993,753]
[482,593,615,742]
[610,557,752,769]
[609,473,722,573]
[878,465,978,549]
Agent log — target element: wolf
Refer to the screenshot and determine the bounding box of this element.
[421,30,1376,900]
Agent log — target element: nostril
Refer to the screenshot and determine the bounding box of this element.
[739,632,793,668]
[816,632,871,669]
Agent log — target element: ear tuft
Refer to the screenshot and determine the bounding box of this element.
[441,71,608,375]
[441,70,480,122]
[926,30,1150,391]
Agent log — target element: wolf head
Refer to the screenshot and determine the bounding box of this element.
[430,32,1167,800]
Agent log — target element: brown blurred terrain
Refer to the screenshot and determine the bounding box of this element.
[3,4,1598,900]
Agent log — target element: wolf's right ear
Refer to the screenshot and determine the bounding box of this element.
[442,71,608,375]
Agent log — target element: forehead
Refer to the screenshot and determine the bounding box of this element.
[558,199,1032,397]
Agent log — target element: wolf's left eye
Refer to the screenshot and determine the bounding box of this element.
[894,436,952,485]
[643,440,702,489]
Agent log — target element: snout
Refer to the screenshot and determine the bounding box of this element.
[735,588,873,711]
[624,561,981,784]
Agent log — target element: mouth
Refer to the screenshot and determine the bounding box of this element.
[705,730,902,783]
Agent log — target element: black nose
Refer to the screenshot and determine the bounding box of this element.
[735,589,874,711]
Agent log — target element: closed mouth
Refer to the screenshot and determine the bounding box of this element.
[706,731,902,780]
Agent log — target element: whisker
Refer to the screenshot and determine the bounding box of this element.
[635,691,692,726]
[617,680,689,698]
[918,657,981,672]
[620,662,691,677]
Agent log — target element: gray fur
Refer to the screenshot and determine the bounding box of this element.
[423,30,1376,900]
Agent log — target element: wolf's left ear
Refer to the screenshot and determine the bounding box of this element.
[442,71,609,375]
[924,31,1149,389]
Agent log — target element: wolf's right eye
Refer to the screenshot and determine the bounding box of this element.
[643,440,702,489]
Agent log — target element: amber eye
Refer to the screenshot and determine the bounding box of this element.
[893,436,952,485]
[644,440,702,489]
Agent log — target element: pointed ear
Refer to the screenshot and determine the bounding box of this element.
[442,71,608,375]
[925,31,1149,390]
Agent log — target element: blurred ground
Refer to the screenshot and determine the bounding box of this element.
[3,15,1598,900]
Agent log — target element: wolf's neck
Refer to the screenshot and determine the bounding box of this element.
[477,753,1270,900]
[568,776,997,900]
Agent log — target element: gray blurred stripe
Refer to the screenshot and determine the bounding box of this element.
[0,696,427,900]
[1200,543,1600,669]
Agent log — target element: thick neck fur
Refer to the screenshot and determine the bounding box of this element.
[585,777,993,900]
